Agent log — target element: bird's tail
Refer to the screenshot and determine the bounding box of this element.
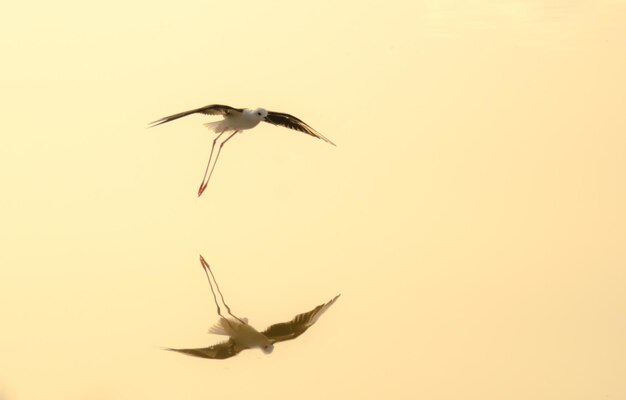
[203,121,228,133]
[208,317,247,335]
[208,318,230,335]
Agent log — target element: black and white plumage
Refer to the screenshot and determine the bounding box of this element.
[149,104,335,196]
[164,256,340,360]
[165,294,340,360]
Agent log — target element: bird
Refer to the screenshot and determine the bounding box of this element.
[165,295,340,360]
[149,104,336,196]
[164,255,340,360]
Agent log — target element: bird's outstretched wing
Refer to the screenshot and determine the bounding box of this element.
[149,104,244,127]
[264,111,336,146]
[262,294,340,344]
[164,339,243,360]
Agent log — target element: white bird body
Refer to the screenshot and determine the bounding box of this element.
[209,317,274,354]
[205,108,266,133]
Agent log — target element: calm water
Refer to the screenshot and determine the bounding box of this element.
[1,1,625,399]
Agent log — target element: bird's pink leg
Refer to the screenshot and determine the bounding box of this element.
[199,255,247,326]
[198,255,224,321]
[197,131,225,196]
[198,130,238,197]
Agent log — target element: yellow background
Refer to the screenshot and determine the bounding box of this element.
[1,1,625,399]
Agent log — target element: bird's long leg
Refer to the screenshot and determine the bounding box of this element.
[198,130,239,197]
[197,131,225,197]
[202,257,247,325]
[198,255,225,322]
[199,255,247,325]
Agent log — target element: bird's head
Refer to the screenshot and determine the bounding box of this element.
[261,343,274,354]
[252,107,268,120]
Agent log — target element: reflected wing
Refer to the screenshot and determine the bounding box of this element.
[164,339,243,360]
[262,294,340,344]
[264,111,336,146]
[149,104,243,127]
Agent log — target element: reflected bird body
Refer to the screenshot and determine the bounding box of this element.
[208,316,273,354]
[149,104,335,196]
[165,256,339,360]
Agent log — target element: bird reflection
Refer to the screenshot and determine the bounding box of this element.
[165,255,340,360]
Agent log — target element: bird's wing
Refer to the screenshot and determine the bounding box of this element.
[264,111,336,146]
[149,104,243,127]
[262,294,340,344]
[164,339,243,360]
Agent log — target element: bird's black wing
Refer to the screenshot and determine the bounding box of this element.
[149,104,243,127]
[262,295,340,344]
[164,339,243,360]
[264,111,336,146]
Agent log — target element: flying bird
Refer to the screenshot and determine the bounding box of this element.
[149,104,336,196]
[164,255,340,360]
